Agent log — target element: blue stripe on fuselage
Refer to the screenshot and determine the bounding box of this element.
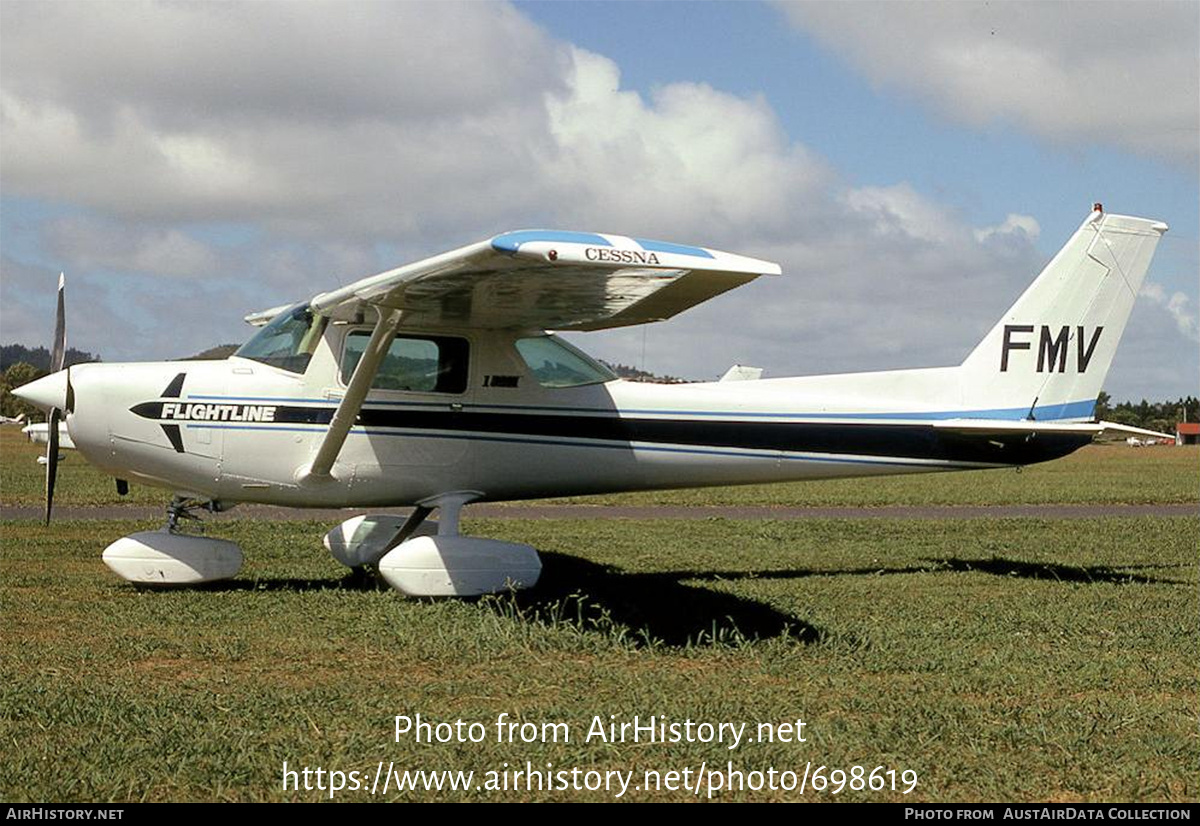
[182,395,1097,422]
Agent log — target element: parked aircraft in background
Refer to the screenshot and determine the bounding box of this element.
[22,420,76,450]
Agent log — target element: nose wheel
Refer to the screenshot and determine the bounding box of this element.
[101,495,243,585]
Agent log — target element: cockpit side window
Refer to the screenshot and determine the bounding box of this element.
[341,332,469,394]
[234,303,326,374]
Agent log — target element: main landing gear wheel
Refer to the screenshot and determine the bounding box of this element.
[324,493,542,597]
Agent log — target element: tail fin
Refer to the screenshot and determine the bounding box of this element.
[958,206,1167,420]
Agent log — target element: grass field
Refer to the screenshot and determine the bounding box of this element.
[1,425,1197,802]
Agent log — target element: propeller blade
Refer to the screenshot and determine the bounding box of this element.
[45,407,60,525]
[45,274,66,525]
[51,272,66,373]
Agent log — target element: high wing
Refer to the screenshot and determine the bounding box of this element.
[268,230,779,481]
[257,230,780,331]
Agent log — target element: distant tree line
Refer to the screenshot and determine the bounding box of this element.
[182,344,240,361]
[3,362,47,420]
[600,361,687,384]
[1,343,99,373]
[1094,391,1199,435]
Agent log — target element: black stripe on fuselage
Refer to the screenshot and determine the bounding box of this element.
[129,401,1092,465]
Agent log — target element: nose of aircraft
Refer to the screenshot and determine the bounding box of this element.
[12,370,69,412]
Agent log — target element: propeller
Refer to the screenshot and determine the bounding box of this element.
[44,273,66,526]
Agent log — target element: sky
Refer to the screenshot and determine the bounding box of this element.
[1,0,1196,402]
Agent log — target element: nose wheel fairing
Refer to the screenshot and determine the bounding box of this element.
[102,530,243,585]
[102,496,244,586]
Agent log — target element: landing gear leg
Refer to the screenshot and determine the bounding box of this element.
[165,495,215,533]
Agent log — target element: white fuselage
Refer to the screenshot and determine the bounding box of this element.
[61,324,1090,509]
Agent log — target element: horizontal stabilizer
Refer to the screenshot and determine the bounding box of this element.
[932,419,1174,442]
[1091,421,1176,441]
[932,419,1105,437]
[720,364,763,382]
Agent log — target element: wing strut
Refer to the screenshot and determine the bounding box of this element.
[299,307,404,482]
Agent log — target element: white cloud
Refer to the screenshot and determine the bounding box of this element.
[1140,282,1200,343]
[43,218,223,279]
[0,2,566,237]
[1,1,1190,401]
[973,214,1040,245]
[778,1,1199,169]
[0,1,563,128]
[843,183,959,244]
[542,49,834,242]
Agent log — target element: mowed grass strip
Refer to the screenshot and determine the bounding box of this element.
[3,425,1197,508]
[2,515,1196,802]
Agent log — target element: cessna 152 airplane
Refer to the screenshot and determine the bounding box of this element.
[14,205,1169,596]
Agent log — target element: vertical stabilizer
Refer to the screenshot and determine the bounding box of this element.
[958,207,1167,420]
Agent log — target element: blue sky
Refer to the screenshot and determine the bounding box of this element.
[2,1,1196,401]
[521,1,1196,245]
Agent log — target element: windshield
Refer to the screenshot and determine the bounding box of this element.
[234,303,326,374]
[515,335,617,388]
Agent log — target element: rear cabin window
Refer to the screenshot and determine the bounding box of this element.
[341,332,469,394]
[515,335,616,388]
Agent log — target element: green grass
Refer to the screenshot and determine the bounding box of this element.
[541,443,1200,507]
[3,425,1197,508]
[1,427,164,507]
[2,515,1197,802]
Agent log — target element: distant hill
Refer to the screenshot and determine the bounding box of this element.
[1,344,99,372]
[182,344,240,360]
[600,361,689,384]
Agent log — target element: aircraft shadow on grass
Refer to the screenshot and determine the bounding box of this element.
[195,552,825,647]
[491,551,825,648]
[924,556,1191,586]
[192,550,1186,648]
